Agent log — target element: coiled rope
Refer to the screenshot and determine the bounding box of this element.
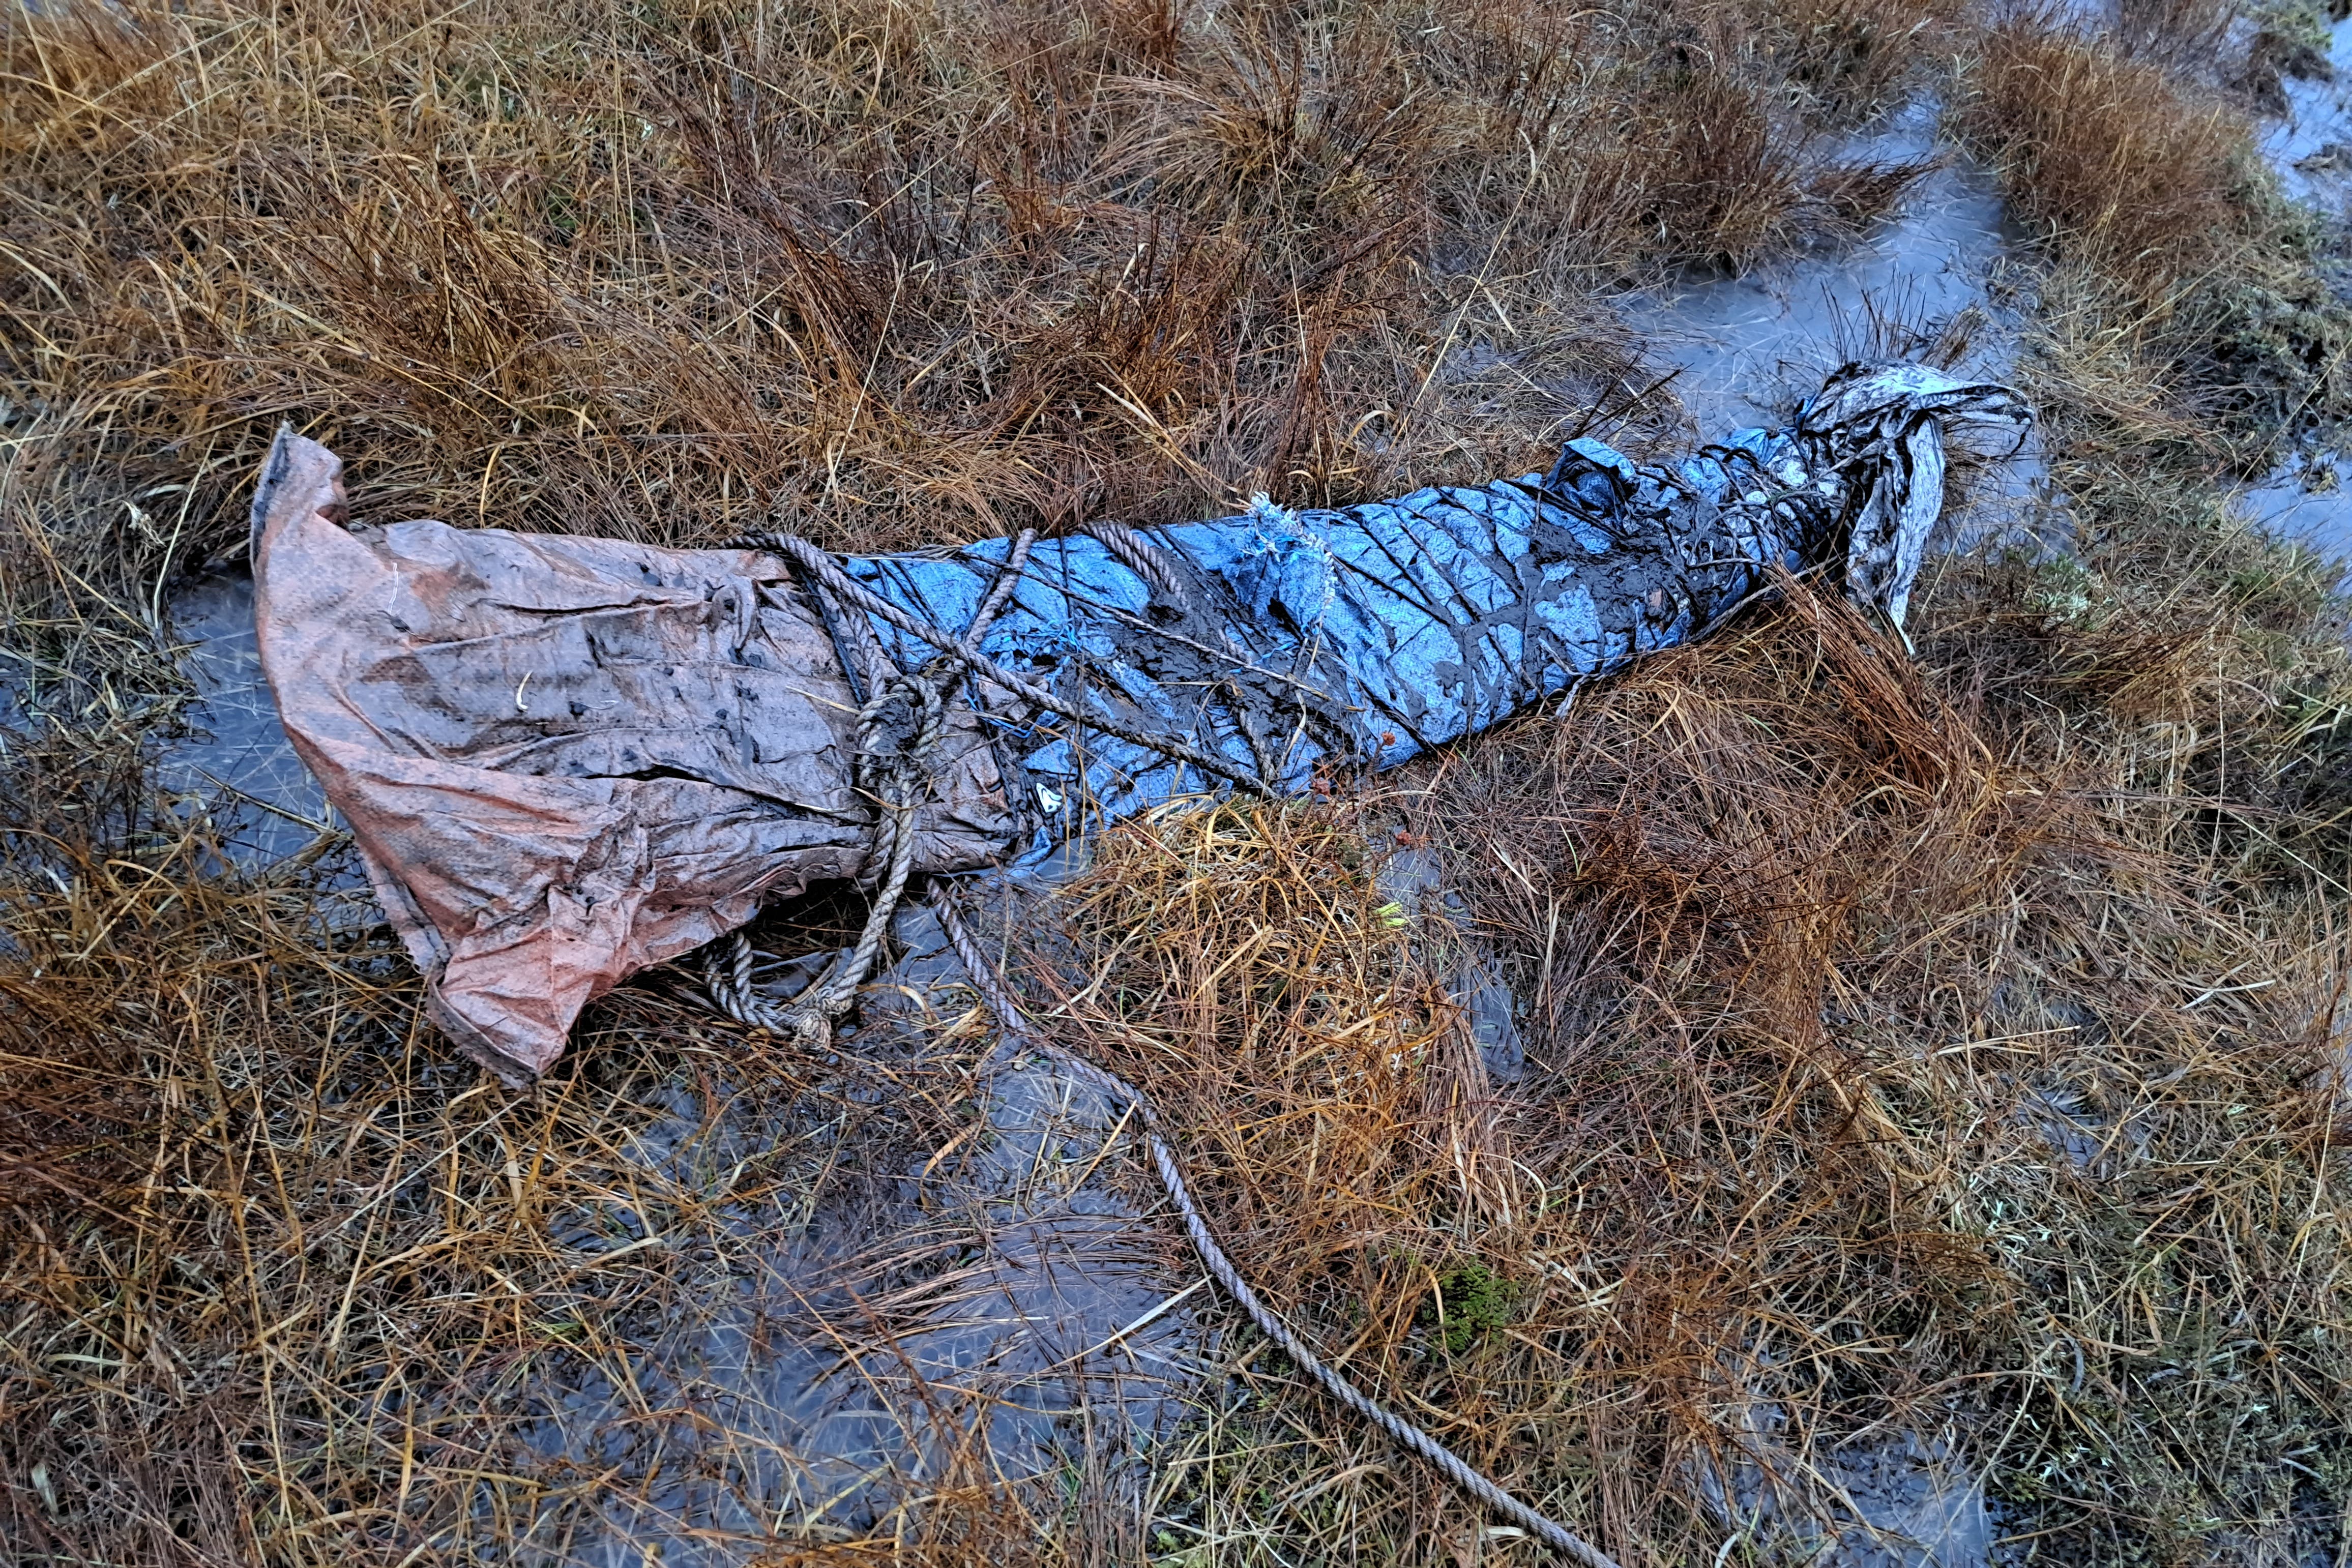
[700,523,1620,1567]
[703,657,952,1049]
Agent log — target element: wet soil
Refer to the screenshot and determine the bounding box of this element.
[2244,15,2352,570]
[504,897,1200,1561]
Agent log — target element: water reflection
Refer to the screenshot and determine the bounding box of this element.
[159,568,342,870]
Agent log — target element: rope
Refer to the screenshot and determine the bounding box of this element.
[972,526,1040,637]
[703,661,947,1047]
[926,882,1622,1568]
[1079,518,1189,609]
[701,526,1039,1043]
[696,523,1615,1562]
[733,529,1266,792]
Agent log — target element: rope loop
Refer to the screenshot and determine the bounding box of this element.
[702,656,958,1049]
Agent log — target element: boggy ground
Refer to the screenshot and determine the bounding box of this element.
[7,0,2352,1563]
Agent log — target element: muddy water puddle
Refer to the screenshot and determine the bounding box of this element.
[1700,1408,1993,1568]
[2237,450,2352,583]
[2242,16,2352,572]
[159,568,357,876]
[2260,15,2352,214]
[1621,101,2046,561]
[1627,106,2016,430]
[502,895,1204,1562]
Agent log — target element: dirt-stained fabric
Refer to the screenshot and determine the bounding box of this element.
[249,434,1019,1083]
[250,363,2024,1084]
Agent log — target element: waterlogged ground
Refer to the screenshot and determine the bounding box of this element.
[507,898,1199,1562]
[158,569,340,870]
[2245,15,2352,567]
[124,71,2352,1564]
[1624,102,2019,438]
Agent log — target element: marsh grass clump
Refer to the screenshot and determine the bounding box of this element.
[1965,16,2352,464]
[1968,18,2251,280]
[1036,582,2352,1564]
[0,0,1939,619]
[0,826,1045,1562]
[1956,10,2352,866]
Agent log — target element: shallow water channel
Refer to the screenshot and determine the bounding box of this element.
[2242,15,2352,566]
[133,68,2352,1560]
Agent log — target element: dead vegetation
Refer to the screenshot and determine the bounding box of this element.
[10,0,2352,1563]
[0,822,1060,1561]
[1963,14,2352,460]
[1034,580,2352,1564]
[1967,20,2253,295]
[0,0,1939,611]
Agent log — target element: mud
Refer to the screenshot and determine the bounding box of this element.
[487,872,1206,1562]
[2242,15,2352,570]
[1623,101,2045,557]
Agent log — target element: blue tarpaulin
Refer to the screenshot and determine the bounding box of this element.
[846,361,2027,842]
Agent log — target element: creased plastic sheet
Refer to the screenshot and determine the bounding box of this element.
[250,361,2025,1081]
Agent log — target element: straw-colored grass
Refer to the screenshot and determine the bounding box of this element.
[0,826,1058,1560]
[1030,578,2352,1564]
[10,0,2352,1563]
[0,0,1939,614]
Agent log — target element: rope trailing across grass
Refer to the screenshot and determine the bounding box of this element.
[245,366,2026,1078]
[926,881,1620,1568]
[701,522,1620,1567]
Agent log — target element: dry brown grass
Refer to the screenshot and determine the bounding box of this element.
[1031,582,2352,1564]
[0,0,1932,607]
[0,820,1063,1562]
[1965,20,2254,299]
[11,0,2352,1563]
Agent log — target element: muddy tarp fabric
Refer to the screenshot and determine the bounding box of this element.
[251,362,2026,1082]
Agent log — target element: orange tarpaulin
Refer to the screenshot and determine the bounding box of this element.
[249,432,1019,1083]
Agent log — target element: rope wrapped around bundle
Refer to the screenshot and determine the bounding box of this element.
[249,360,2025,1081]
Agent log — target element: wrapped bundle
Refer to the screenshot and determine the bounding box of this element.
[250,362,2025,1080]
